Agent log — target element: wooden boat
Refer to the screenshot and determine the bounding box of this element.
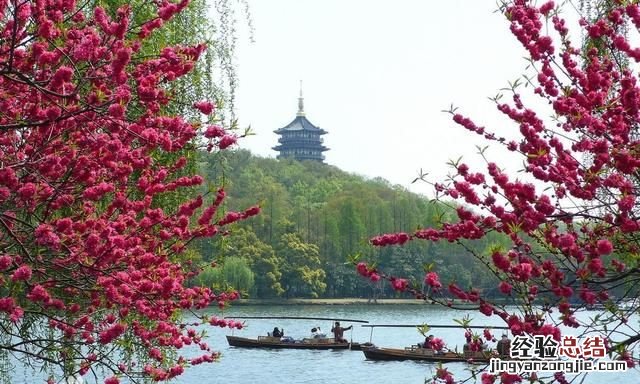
[227,335,364,350]
[224,315,371,350]
[362,345,496,363]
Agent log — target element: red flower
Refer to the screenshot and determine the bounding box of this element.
[204,125,225,138]
[491,251,511,271]
[0,255,12,271]
[194,101,215,115]
[219,135,237,149]
[424,272,442,290]
[499,281,512,295]
[356,262,370,277]
[11,265,32,282]
[596,239,613,255]
[481,373,495,384]
[390,278,408,292]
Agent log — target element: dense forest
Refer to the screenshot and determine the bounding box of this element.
[190,150,509,299]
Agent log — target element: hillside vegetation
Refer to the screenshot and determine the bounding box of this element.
[192,150,507,298]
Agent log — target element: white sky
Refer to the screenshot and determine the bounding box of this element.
[232,0,548,196]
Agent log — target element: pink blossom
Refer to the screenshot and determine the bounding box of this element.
[204,125,225,138]
[0,255,12,271]
[499,373,523,384]
[424,272,442,290]
[11,265,32,282]
[243,205,261,218]
[356,262,370,277]
[390,278,408,291]
[149,348,163,361]
[194,101,215,115]
[218,135,237,149]
[0,297,16,313]
[596,239,613,255]
[491,251,510,271]
[430,337,445,351]
[17,183,36,200]
[99,323,126,344]
[26,285,51,303]
[108,103,125,118]
[481,373,495,384]
[558,234,575,249]
[499,281,512,295]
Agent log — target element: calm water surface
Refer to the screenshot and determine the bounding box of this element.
[8,305,639,383]
[173,305,638,384]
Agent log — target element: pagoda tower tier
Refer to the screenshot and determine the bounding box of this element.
[273,87,329,162]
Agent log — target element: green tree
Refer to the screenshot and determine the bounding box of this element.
[220,228,284,298]
[276,233,327,298]
[193,257,255,295]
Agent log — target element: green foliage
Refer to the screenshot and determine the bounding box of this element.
[276,233,326,298]
[193,257,254,295]
[214,228,284,297]
[193,149,506,298]
[416,324,431,337]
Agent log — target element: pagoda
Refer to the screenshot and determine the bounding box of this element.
[273,87,328,162]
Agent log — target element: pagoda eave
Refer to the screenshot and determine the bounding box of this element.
[273,145,329,152]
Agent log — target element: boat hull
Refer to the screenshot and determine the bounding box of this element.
[362,346,492,363]
[226,335,353,350]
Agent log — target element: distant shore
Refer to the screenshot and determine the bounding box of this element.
[233,298,513,306]
[235,298,432,305]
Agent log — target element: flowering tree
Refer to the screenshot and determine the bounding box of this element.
[0,0,257,382]
[359,0,640,382]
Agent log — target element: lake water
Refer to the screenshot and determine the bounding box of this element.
[7,304,639,383]
[175,304,638,384]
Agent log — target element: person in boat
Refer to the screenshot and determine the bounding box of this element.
[331,321,352,343]
[496,334,511,357]
[272,327,284,338]
[423,334,435,349]
[311,327,326,338]
[421,334,448,354]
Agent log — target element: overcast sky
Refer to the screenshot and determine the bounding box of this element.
[231,0,547,195]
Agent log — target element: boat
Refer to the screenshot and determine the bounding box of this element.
[359,323,508,362]
[224,315,372,350]
[361,344,496,363]
[227,335,369,350]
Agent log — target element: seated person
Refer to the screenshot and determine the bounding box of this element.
[423,334,435,349]
[272,327,284,338]
[423,335,447,354]
[311,327,326,338]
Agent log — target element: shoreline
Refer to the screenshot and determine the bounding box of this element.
[234,298,433,305]
[232,298,515,306]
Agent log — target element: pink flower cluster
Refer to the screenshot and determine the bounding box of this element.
[355,2,640,380]
[356,262,381,282]
[0,0,256,382]
[370,232,410,246]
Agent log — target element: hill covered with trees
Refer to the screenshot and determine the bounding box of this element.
[191,150,507,299]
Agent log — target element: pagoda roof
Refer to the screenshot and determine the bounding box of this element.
[274,115,327,135]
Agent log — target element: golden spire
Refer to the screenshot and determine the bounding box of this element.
[297,80,305,116]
